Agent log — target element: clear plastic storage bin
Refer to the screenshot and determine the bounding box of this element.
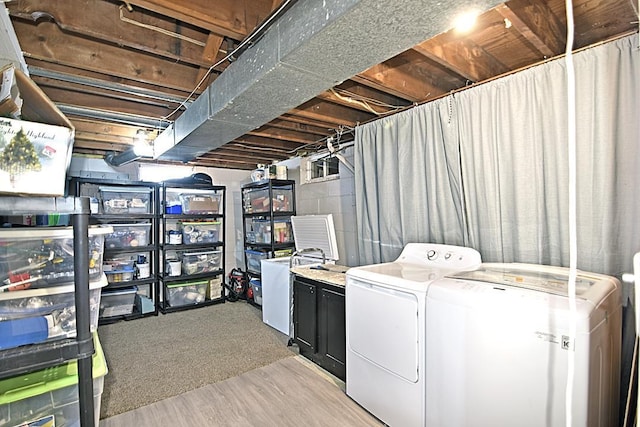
[105,223,151,249]
[245,250,267,274]
[0,225,111,289]
[181,249,222,275]
[104,266,135,284]
[165,279,208,307]
[250,278,262,305]
[0,333,107,427]
[100,186,153,214]
[243,185,293,213]
[180,193,221,214]
[100,286,137,317]
[179,221,221,245]
[0,274,107,351]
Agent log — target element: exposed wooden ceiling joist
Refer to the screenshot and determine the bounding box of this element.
[2,0,636,170]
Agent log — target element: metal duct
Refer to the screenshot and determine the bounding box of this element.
[104,149,141,167]
[156,0,503,162]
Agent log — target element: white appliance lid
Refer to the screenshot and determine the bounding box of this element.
[291,214,339,261]
[448,264,610,298]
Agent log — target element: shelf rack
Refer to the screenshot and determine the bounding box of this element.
[0,196,95,427]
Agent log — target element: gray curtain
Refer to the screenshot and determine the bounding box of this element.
[354,97,466,264]
[354,34,640,276]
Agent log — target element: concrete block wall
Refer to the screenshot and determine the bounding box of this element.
[288,146,359,267]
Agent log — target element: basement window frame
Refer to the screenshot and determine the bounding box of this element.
[302,152,340,184]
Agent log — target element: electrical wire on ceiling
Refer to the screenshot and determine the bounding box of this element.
[158,0,298,121]
[229,142,291,153]
[119,5,207,47]
[564,0,578,425]
[289,125,356,158]
[329,88,406,116]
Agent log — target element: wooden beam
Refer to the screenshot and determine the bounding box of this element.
[232,135,304,152]
[412,36,509,83]
[248,126,320,145]
[13,20,202,93]
[196,33,225,84]
[122,0,278,40]
[25,58,193,100]
[495,1,565,58]
[7,0,222,69]
[353,50,462,103]
[265,118,332,137]
[289,98,374,127]
[34,84,176,119]
[202,149,284,163]
[277,114,337,132]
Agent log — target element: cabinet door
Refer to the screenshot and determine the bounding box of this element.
[319,287,346,379]
[293,279,317,352]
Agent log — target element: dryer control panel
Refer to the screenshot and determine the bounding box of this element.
[395,243,481,270]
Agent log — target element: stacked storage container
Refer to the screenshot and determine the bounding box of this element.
[0,226,111,350]
[0,334,108,427]
[0,224,111,426]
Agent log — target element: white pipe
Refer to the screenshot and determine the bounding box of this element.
[327,138,355,174]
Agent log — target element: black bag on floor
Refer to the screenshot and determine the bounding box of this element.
[225,268,248,302]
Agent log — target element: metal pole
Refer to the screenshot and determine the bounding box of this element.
[73,197,95,427]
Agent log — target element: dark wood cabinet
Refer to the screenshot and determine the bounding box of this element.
[318,287,346,376]
[293,275,345,381]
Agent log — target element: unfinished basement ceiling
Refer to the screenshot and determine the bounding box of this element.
[5,0,638,170]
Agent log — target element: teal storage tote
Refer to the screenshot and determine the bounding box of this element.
[0,334,107,427]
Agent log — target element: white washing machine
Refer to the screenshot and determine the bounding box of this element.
[345,243,482,427]
[425,263,622,427]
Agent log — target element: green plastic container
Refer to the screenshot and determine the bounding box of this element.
[0,334,107,426]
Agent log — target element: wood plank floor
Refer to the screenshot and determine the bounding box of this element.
[100,355,384,426]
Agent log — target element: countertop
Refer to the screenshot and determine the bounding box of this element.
[290,264,350,287]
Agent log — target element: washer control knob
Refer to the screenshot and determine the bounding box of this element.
[427,250,438,260]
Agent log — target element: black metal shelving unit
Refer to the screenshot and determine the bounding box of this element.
[241,179,296,280]
[159,182,226,313]
[68,178,161,323]
[0,196,96,427]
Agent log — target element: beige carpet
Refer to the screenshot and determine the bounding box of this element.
[97,301,296,419]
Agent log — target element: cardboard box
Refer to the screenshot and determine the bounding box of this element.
[0,65,74,196]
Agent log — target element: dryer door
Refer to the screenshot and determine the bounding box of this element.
[347,278,419,382]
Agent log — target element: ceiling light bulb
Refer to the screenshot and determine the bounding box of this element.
[453,10,479,33]
[135,129,148,143]
[133,141,154,157]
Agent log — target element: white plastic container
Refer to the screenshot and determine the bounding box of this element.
[166,259,182,277]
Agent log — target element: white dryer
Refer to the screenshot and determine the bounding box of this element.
[425,263,622,427]
[345,243,482,427]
